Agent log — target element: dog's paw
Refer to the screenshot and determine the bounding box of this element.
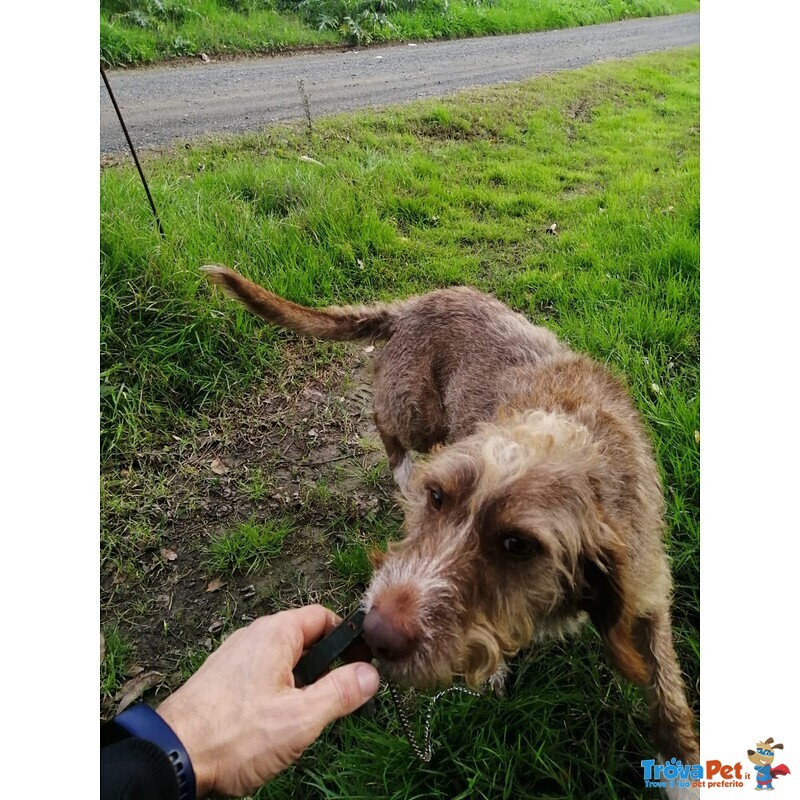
[488,663,509,698]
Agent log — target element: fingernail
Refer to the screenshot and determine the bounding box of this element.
[355,663,380,697]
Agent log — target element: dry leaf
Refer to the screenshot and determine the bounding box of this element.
[125,665,145,678]
[209,457,229,475]
[208,618,225,635]
[298,155,325,167]
[694,430,700,445]
[364,345,375,353]
[547,223,558,235]
[651,383,661,395]
[206,578,227,593]
[161,548,178,562]
[241,585,256,600]
[114,671,163,714]
[100,631,106,666]
[200,52,210,63]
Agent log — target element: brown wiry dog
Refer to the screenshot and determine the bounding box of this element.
[202,265,699,771]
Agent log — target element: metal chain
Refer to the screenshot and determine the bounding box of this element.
[387,680,484,763]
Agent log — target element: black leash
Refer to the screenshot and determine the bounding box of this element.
[293,608,367,687]
[101,65,165,238]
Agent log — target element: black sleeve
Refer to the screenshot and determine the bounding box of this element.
[101,735,180,800]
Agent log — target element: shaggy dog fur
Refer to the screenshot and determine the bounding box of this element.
[202,265,699,771]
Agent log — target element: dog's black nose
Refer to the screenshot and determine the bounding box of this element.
[363,606,417,661]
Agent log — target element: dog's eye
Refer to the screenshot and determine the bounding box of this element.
[428,487,443,511]
[501,535,536,560]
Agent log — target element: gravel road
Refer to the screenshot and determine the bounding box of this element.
[100,12,698,154]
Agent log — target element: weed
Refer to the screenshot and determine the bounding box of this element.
[358,434,382,453]
[330,541,372,585]
[101,626,132,699]
[298,79,313,139]
[219,0,273,11]
[240,466,272,500]
[308,480,332,504]
[362,461,386,489]
[175,646,211,682]
[205,517,293,574]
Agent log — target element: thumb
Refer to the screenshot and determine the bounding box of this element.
[301,662,380,732]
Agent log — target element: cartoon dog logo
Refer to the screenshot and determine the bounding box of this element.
[747,738,791,791]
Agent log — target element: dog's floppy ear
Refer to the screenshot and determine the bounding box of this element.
[580,524,648,686]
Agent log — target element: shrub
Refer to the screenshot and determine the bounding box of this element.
[218,0,275,12]
[104,0,201,29]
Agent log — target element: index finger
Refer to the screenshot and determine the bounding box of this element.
[276,604,342,657]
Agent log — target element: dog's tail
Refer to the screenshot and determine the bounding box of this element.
[202,265,399,342]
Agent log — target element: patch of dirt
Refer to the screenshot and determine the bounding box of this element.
[100,342,401,717]
[564,96,595,140]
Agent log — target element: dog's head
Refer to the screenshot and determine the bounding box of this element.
[362,410,646,689]
[747,739,783,766]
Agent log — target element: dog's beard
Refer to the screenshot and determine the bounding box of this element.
[368,584,534,689]
[460,610,537,687]
[376,622,535,690]
[375,636,459,689]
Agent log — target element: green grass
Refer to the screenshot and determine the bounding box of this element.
[331,541,373,584]
[101,49,699,797]
[239,466,273,500]
[101,0,337,66]
[101,626,133,699]
[100,0,699,66]
[206,517,294,573]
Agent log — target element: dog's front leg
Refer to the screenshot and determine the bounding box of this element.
[374,414,414,492]
[392,452,414,492]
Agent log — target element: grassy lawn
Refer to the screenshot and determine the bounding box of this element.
[100,48,699,798]
[100,0,699,66]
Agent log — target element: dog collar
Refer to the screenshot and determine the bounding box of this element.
[114,703,197,800]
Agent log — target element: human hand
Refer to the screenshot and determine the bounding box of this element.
[156,605,379,798]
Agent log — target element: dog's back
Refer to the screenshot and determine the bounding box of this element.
[371,286,564,449]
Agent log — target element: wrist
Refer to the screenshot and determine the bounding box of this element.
[114,703,198,800]
[156,695,215,799]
